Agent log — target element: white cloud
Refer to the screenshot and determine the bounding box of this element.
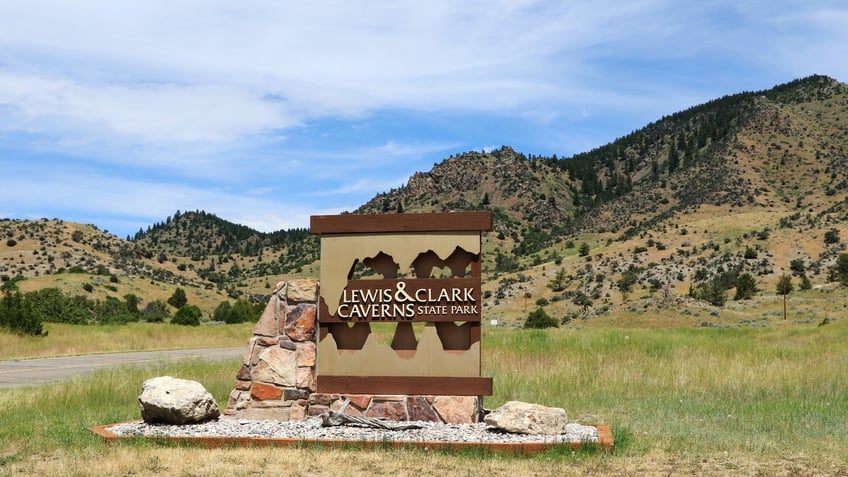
[1,0,845,155]
[0,2,650,134]
[0,72,294,144]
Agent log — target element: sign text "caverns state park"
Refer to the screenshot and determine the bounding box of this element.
[332,279,481,322]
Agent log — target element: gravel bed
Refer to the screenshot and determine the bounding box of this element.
[107,416,599,445]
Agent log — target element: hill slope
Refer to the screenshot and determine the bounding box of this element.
[4,75,848,327]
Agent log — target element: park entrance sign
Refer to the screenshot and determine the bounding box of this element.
[224,211,494,423]
[310,211,494,402]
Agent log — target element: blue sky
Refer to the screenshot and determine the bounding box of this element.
[1,1,846,239]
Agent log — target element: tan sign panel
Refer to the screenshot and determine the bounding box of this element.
[310,212,493,393]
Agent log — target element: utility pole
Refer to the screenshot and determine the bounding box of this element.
[782,272,787,321]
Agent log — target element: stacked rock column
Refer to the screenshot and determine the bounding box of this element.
[225,279,318,421]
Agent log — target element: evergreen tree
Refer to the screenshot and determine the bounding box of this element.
[548,267,567,292]
[617,268,639,295]
[123,294,140,314]
[689,278,726,306]
[668,143,680,174]
[829,253,848,286]
[776,275,794,295]
[167,287,188,308]
[733,273,758,300]
[213,301,232,322]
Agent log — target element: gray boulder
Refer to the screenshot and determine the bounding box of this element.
[484,400,568,435]
[138,376,220,424]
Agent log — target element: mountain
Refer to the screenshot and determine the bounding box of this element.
[359,75,848,246]
[4,75,848,326]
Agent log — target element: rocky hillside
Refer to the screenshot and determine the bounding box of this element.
[4,75,848,326]
[359,75,848,244]
[357,146,575,252]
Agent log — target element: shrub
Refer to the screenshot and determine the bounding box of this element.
[171,305,202,326]
[27,288,90,324]
[523,307,558,329]
[824,228,840,245]
[142,300,170,322]
[228,299,257,324]
[93,296,137,324]
[572,291,593,307]
[0,290,44,336]
[789,258,806,276]
[214,299,257,324]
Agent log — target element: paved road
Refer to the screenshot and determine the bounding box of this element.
[0,347,244,389]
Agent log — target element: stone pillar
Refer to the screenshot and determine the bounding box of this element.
[224,279,318,421]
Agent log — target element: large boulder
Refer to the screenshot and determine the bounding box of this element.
[484,401,568,435]
[138,376,220,424]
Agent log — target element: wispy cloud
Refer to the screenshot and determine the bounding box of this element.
[0,73,294,144]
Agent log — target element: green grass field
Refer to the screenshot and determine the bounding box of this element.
[1,320,847,476]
